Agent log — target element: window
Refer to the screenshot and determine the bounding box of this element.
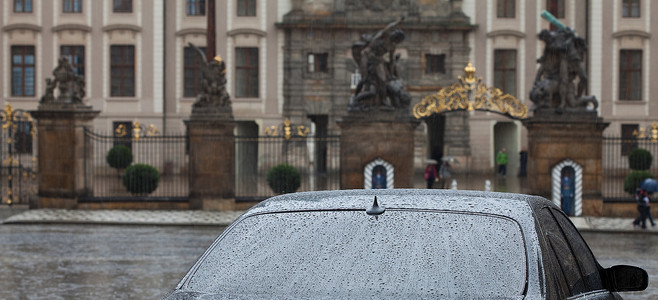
[11,46,35,97]
[187,0,205,16]
[184,46,206,97]
[110,45,135,97]
[622,0,640,18]
[537,208,604,297]
[307,53,328,73]
[14,0,33,13]
[497,0,515,18]
[235,47,259,98]
[619,50,642,101]
[425,54,446,74]
[622,124,639,156]
[113,0,132,13]
[494,49,517,97]
[546,0,565,18]
[237,0,256,16]
[63,0,82,13]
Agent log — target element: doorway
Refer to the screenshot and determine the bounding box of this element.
[494,122,519,175]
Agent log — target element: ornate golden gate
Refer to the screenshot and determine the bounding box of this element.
[0,104,37,206]
[413,62,528,120]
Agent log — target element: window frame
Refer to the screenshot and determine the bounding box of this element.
[11,45,36,97]
[62,0,83,13]
[493,49,517,97]
[187,0,206,16]
[496,0,515,18]
[113,0,132,13]
[14,0,33,13]
[183,46,206,98]
[619,49,643,101]
[110,45,136,97]
[307,53,329,74]
[546,0,565,19]
[622,0,641,18]
[237,0,256,17]
[425,53,446,74]
[235,47,259,98]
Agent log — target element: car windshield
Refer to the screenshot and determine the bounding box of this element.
[185,210,527,299]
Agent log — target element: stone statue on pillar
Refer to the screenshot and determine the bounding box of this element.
[188,42,232,117]
[529,11,598,113]
[41,56,85,105]
[348,18,411,112]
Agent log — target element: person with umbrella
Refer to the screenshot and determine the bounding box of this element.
[635,178,658,228]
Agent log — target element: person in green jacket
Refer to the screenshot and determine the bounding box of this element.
[496,147,508,176]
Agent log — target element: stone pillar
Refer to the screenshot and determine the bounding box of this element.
[523,112,609,216]
[338,112,420,189]
[185,115,235,210]
[30,104,99,209]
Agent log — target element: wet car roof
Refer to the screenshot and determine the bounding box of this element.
[245,189,544,218]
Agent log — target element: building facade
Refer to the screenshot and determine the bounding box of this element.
[1,0,657,176]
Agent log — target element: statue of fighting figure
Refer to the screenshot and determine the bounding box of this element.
[41,56,85,104]
[530,11,598,113]
[188,42,232,114]
[349,18,411,112]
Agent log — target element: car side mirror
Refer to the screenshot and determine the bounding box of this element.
[604,265,648,292]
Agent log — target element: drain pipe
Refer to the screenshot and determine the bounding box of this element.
[162,0,167,135]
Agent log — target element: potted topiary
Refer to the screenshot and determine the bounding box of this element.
[106,145,133,172]
[624,170,654,195]
[122,163,160,195]
[267,163,301,194]
[628,148,653,171]
[624,148,654,195]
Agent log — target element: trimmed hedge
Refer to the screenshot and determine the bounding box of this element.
[624,170,654,195]
[106,145,133,170]
[122,163,160,195]
[628,148,653,171]
[267,164,301,194]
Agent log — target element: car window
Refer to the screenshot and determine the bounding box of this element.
[185,210,527,299]
[537,207,604,297]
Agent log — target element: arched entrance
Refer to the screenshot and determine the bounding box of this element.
[414,62,528,173]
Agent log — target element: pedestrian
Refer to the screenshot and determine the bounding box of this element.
[438,161,452,189]
[424,163,438,189]
[496,147,508,176]
[633,189,650,229]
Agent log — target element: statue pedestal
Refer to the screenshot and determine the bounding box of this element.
[523,111,609,216]
[338,111,420,189]
[185,114,235,210]
[30,105,100,209]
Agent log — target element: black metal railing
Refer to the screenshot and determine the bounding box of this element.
[235,135,341,201]
[602,137,658,202]
[82,128,188,202]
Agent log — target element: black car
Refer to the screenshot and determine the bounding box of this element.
[164,189,648,299]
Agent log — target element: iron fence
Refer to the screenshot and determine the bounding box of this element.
[602,137,658,202]
[235,135,341,201]
[82,128,188,202]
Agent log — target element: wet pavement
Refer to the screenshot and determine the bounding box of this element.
[3,205,658,235]
[0,224,224,300]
